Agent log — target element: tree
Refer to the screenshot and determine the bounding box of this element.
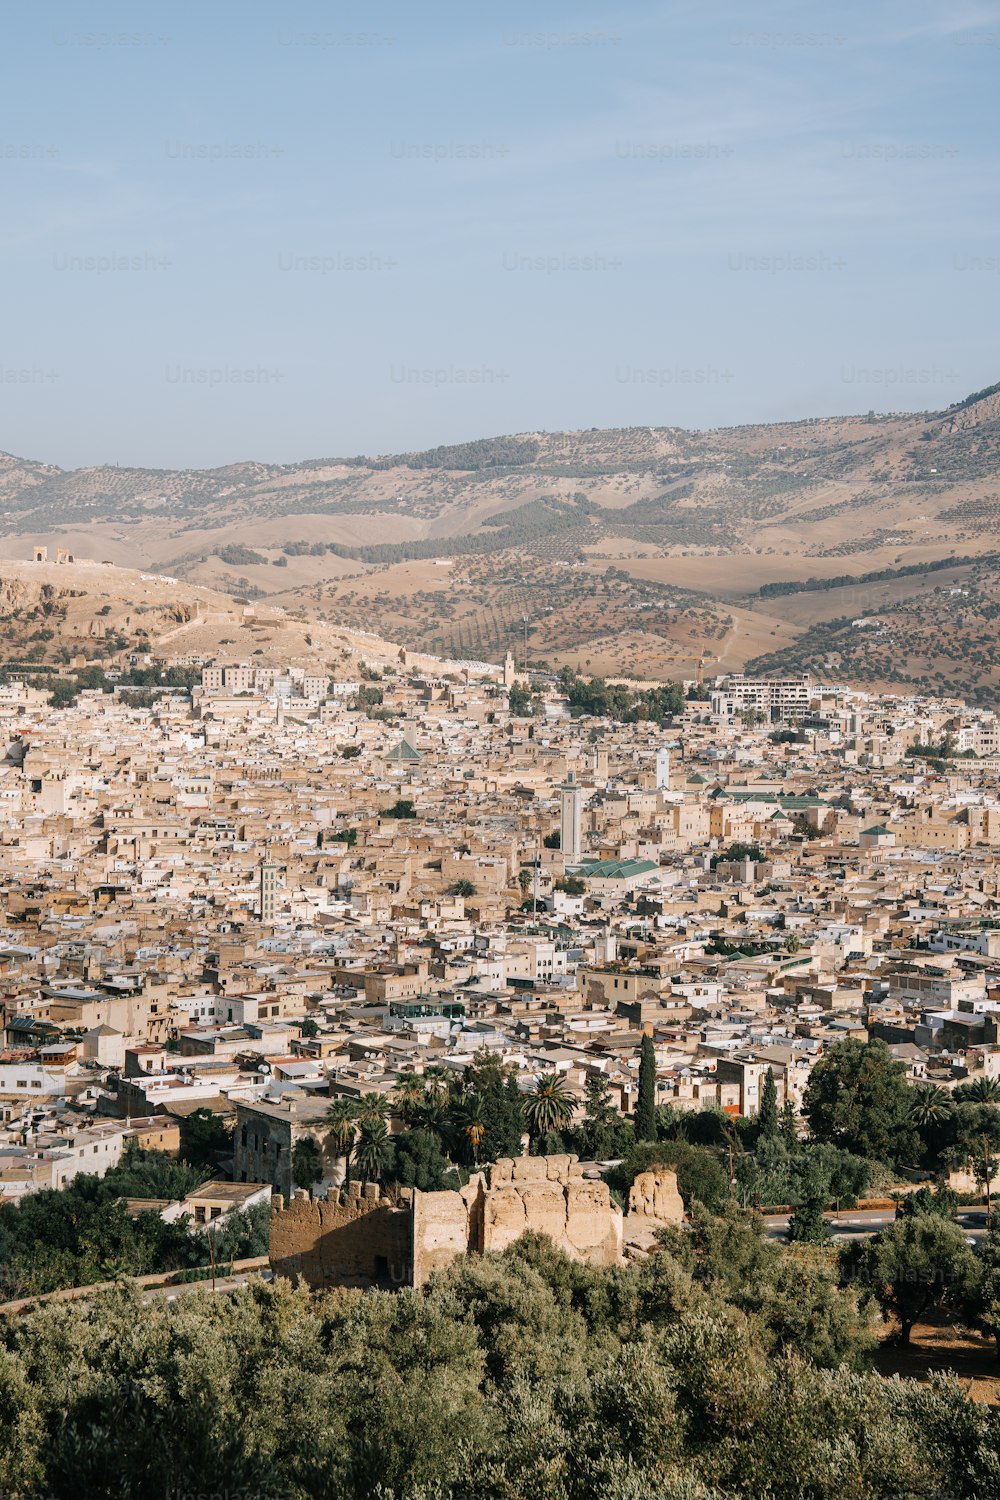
[578,1073,630,1160]
[451,878,477,898]
[450,1092,487,1165]
[787,1187,828,1244]
[382,798,416,819]
[354,1119,391,1183]
[802,1038,919,1165]
[325,1097,359,1186]
[180,1108,231,1170]
[844,1211,979,1345]
[779,1099,798,1147]
[962,1076,1000,1105]
[635,1034,657,1142]
[757,1068,779,1142]
[908,1082,954,1130]
[523,1075,576,1140]
[967,1228,1000,1358]
[605,1140,728,1214]
[292,1138,323,1192]
[543,831,560,849]
[391,1129,461,1192]
[465,1052,525,1160]
[298,1017,320,1039]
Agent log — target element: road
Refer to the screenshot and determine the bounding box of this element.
[142,1269,272,1303]
[762,1208,990,1246]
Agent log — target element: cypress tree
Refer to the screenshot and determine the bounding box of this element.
[758,1067,779,1140]
[636,1033,657,1142]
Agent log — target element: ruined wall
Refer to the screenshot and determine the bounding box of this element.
[482,1155,622,1266]
[628,1168,685,1226]
[411,1177,484,1286]
[273,1154,659,1291]
[269,1182,412,1289]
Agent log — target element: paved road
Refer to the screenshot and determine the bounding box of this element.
[762,1208,990,1246]
[143,1269,272,1303]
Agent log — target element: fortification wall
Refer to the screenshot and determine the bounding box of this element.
[269,1182,412,1289]
[271,1157,681,1291]
[483,1155,623,1265]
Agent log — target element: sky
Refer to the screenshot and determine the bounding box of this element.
[1,0,998,470]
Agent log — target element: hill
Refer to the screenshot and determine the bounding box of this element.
[3,384,1000,696]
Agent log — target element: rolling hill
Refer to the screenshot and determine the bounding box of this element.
[2,382,999,696]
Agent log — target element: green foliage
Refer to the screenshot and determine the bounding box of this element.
[0,1151,210,1298]
[757,1068,779,1141]
[381,798,416,819]
[464,1052,525,1161]
[0,1221,994,1498]
[802,1038,920,1166]
[523,1074,576,1139]
[292,1138,323,1191]
[636,1034,657,1142]
[214,543,267,566]
[450,878,477,897]
[758,551,991,598]
[179,1108,232,1171]
[605,1140,729,1214]
[967,1227,1000,1356]
[558,667,685,724]
[576,1073,633,1161]
[389,1130,462,1192]
[735,1137,877,1212]
[843,1210,980,1344]
[555,875,586,895]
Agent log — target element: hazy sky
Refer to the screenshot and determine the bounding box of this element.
[2,0,998,469]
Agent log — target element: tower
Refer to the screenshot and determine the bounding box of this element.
[558,769,583,863]
[259,853,279,922]
[503,650,515,689]
[656,747,671,791]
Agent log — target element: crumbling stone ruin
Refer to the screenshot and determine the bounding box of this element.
[269,1154,684,1290]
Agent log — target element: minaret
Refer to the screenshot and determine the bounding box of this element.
[558,769,583,863]
[656,747,671,790]
[259,851,279,922]
[503,650,515,689]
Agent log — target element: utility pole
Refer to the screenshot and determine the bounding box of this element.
[533,834,540,917]
[522,614,529,671]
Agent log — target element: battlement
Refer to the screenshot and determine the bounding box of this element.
[269,1154,681,1291]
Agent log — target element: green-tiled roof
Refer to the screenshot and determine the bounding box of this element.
[574,858,660,879]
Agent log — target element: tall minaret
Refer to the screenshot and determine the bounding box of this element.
[259,851,279,922]
[656,747,671,791]
[558,769,583,863]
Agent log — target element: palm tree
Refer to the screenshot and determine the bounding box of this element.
[967,1077,1000,1104]
[450,1092,486,1165]
[422,1064,453,1102]
[392,1072,425,1125]
[358,1092,391,1126]
[354,1118,391,1184]
[523,1074,576,1139]
[907,1083,954,1129]
[325,1097,359,1187]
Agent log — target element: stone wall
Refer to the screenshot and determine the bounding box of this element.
[269,1182,412,1289]
[272,1155,670,1291]
[411,1177,484,1286]
[482,1155,622,1266]
[628,1168,685,1226]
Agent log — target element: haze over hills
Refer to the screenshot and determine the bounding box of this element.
[3,381,1000,699]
